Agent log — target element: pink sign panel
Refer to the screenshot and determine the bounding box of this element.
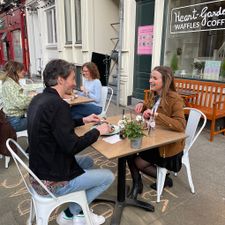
[137,25,154,55]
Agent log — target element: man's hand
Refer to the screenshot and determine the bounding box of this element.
[83,114,100,124]
[95,123,112,135]
[135,102,144,114]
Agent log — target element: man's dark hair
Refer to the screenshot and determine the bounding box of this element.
[43,59,75,87]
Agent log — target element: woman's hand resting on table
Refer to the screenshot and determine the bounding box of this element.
[143,109,158,120]
[80,86,89,96]
[135,102,144,114]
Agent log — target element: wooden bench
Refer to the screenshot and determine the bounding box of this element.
[144,79,225,142]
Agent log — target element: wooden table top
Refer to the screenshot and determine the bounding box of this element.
[76,115,186,160]
[65,96,94,106]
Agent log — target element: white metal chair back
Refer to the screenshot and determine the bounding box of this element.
[99,86,113,117]
[184,107,207,155]
[5,130,28,168]
[156,108,207,202]
[6,138,56,199]
[6,138,94,225]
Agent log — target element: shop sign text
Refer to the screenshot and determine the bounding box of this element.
[170,0,225,34]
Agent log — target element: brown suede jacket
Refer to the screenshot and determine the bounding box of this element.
[143,91,186,158]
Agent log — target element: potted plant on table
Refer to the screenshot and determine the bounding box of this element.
[122,116,145,149]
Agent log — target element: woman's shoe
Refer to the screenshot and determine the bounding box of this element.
[128,180,143,199]
[150,175,173,190]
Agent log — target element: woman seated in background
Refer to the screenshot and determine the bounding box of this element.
[127,66,186,199]
[2,61,33,132]
[70,62,102,119]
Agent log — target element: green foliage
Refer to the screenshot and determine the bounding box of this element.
[124,120,145,139]
[170,54,178,72]
[220,59,225,77]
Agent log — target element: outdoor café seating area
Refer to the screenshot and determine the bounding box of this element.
[0,102,224,225]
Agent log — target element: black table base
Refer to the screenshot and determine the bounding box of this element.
[95,156,154,225]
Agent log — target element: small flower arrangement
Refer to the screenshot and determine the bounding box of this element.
[118,115,145,140]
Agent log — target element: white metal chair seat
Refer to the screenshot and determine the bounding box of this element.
[6,138,94,225]
[99,86,113,117]
[156,107,207,202]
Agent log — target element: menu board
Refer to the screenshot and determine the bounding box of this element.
[203,60,221,80]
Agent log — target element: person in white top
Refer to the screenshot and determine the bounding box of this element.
[70,62,102,119]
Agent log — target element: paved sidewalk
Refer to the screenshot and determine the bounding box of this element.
[0,103,224,225]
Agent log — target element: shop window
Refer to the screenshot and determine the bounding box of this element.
[64,0,72,44]
[45,6,57,45]
[74,0,82,44]
[163,0,225,81]
[12,30,23,63]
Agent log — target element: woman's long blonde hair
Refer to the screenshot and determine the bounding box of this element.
[153,66,176,109]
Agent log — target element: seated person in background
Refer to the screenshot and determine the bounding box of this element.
[27,59,115,225]
[70,62,102,119]
[1,61,33,132]
[127,66,186,199]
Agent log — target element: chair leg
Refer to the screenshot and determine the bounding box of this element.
[83,205,94,225]
[182,155,195,194]
[27,200,35,225]
[156,167,167,203]
[36,217,49,225]
[210,119,215,142]
[5,156,10,168]
[77,191,94,225]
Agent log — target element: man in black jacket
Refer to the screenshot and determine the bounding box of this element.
[27,59,114,225]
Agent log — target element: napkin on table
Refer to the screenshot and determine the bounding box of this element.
[102,134,121,144]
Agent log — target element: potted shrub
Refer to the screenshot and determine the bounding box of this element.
[220,59,225,78]
[123,116,145,149]
[193,61,204,75]
[170,54,179,73]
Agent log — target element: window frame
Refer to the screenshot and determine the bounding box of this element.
[74,0,82,44]
[45,5,57,46]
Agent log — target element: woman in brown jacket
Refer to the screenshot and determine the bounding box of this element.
[128,66,186,199]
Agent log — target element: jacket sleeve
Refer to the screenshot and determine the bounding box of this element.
[52,103,100,155]
[156,96,186,132]
[2,80,31,110]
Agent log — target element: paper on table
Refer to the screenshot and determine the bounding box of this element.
[102,134,121,144]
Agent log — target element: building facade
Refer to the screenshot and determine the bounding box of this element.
[0,0,29,70]
[25,0,224,106]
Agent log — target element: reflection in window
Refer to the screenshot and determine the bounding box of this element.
[64,0,72,44]
[163,0,225,81]
[45,6,57,44]
[12,30,23,63]
[75,0,82,44]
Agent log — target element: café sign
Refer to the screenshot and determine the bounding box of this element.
[170,0,225,34]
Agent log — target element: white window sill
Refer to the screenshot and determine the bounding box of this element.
[46,44,57,49]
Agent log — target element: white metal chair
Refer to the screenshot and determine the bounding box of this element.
[99,86,113,117]
[156,107,207,203]
[6,138,94,225]
[4,130,28,168]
